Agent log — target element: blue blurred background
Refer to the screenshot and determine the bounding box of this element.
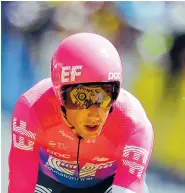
[1,1,185,193]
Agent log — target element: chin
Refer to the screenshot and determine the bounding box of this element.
[82,132,99,140]
[77,125,103,139]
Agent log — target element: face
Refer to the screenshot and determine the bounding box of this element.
[61,83,118,139]
[65,105,111,140]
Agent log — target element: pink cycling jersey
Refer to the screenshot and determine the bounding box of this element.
[8,78,154,193]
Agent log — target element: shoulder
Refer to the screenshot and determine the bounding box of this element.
[22,78,54,107]
[14,78,62,130]
[14,78,54,117]
[103,89,153,150]
[111,88,153,132]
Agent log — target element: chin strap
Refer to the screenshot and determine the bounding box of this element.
[61,106,83,138]
[61,106,75,129]
[109,106,113,114]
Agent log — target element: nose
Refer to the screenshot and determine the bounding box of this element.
[87,104,101,118]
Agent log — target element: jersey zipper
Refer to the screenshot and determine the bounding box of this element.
[76,137,82,183]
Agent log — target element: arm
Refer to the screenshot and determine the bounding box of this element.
[113,121,154,193]
[8,96,41,193]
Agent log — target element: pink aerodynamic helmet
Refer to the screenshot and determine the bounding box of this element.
[51,33,123,106]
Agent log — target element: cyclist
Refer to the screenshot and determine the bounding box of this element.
[8,33,153,193]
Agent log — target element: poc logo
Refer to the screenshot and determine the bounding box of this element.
[47,149,71,159]
[61,65,82,82]
[108,72,121,80]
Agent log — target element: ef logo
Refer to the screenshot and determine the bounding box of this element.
[61,65,83,82]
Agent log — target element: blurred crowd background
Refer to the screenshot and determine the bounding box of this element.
[1,1,185,193]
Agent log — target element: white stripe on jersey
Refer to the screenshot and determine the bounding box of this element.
[35,184,52,193]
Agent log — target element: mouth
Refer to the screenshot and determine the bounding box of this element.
[84,125,99,132]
